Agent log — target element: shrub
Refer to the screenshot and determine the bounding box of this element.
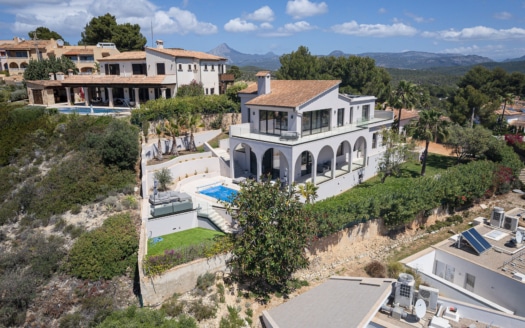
[67,213,138,280]
[161,294,185,317]
[122,195,138,209]
[97,305,197,327]
[195,272,216,293]
[188,299,217,321]
[10,88,27,101]
[219,306,245,328]
[100,120,139,171]
[59,313,84,328]
[143,243,212,276]
[70,203,82,215]
[387,262,405,278]
[364,260,386,278]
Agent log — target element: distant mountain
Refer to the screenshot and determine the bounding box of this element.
[503,55,525,62]
[208,43,280,70]
[328,50,493,69]
[208,44,497,71]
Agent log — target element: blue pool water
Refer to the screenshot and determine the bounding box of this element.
[199,185,238,203]
[58,107,124,115]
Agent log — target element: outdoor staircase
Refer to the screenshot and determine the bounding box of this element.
[195,200,232,233]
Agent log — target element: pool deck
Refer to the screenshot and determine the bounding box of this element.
[177,176,240,208]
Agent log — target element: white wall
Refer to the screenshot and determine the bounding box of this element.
[200,60,220,95]
[145,49,177,76]
[147,211,198,238]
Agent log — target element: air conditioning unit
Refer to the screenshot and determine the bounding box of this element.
[394,273,415,309]
[504,217,519,232]
[490,207,505,228]
[417,285,439,312]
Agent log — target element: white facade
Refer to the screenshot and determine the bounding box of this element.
[229,73,394,200]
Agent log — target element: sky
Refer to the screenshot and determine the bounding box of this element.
[0,0,524,61]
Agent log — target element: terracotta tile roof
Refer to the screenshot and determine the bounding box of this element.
[26,80,62,87]
[385,107,420,121]
[2,39,55,50]
[241,80,340,108]
[495,108,523,116]
[60,74,168,86]
[64,49,94,55]
[99,51,146,61]
[147,47,226,61]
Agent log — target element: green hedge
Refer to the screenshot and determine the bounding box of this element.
[309,160,503,237]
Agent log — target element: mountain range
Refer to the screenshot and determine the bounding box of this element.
[208,43,524,71]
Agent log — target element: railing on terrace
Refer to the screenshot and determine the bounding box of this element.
[230,110,394,145]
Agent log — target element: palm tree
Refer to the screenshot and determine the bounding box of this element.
[408,109,448,176]
[298,181,318,204]
[155,121,164,160]
[183,112,203,152]
[390,81,420,133]
[499,92,514,130]
[164,118,180,156]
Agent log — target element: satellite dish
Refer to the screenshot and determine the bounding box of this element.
[517,231,523,244]
[415,299,427,319]
[57,39,64,47]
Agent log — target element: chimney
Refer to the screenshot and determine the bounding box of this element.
[67,69,73,77]
[256,71,271,95]
[156,40,164,49]
[48,72,55,80]
[56,72,64,81]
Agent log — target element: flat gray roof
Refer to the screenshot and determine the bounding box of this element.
[262,276,394,328]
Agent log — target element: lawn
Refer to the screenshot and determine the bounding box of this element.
[147,227,224,257]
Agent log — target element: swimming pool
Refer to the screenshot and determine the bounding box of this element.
[199,185,238,203]
[58,106,124,115]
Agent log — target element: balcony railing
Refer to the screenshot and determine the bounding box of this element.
[230,110,393,145]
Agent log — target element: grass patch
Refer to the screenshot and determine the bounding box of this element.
[147,228,223,257]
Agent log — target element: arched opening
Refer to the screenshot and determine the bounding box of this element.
[232,143,257,178]
[81,67,93,74]
[316,145,334,183]
[9,62,19,69]
[262,148,282,180]
[352,136,367,170]
[20,62,28,69]
[295,150,314,184]
[336,140,352,174]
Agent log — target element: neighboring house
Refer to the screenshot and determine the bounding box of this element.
[0,37,19,72]
[25,40,228,107]
[228,71,394,200]
[385,106,420,135]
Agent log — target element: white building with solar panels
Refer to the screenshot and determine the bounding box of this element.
[402,210,525,318]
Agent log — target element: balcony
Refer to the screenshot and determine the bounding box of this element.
[220,74,235,82]
[230,110,393,145]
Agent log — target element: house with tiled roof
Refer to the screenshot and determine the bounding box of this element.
[228,71,394,200]
[25,40,229,107]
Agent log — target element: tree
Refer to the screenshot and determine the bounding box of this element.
[225,82,248,104]
[389,80,420,133]
[80,13,146,51]
[276,46,320,80]
[23,56,77,81]
[176,80,204,97]
[225,177,314,293]
[154,168,173,191]
[155,123,164,160]
[498,92,514,131]
[377,129,414,183]
[164,118,180,156]
[298,181,318,204]
[100,120,139,170]
[28,27,68,44]
[445,125,492,163]
[226,65,242,80]
[182,112,203,152]
[407,109,448,176]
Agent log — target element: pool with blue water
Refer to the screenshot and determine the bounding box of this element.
[58,106,125,115]
[199,185,238,203]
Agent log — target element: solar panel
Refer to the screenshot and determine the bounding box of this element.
[461,228,492,255]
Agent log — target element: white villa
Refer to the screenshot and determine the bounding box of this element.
[24,40,232,107]
[228,71,394,200]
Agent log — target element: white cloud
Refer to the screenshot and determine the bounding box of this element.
[156,7,217,35]
[224,18,258,33]
[494,11,512,20]
[423,26,525,41]
[331,21,417,37]
[245,6,275,22]
[441,45,480,54]
[405,12,434,23]
[286,0,328,19]
[260,21,316,37]
[378,8,387,14]
[260,22,273,29]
